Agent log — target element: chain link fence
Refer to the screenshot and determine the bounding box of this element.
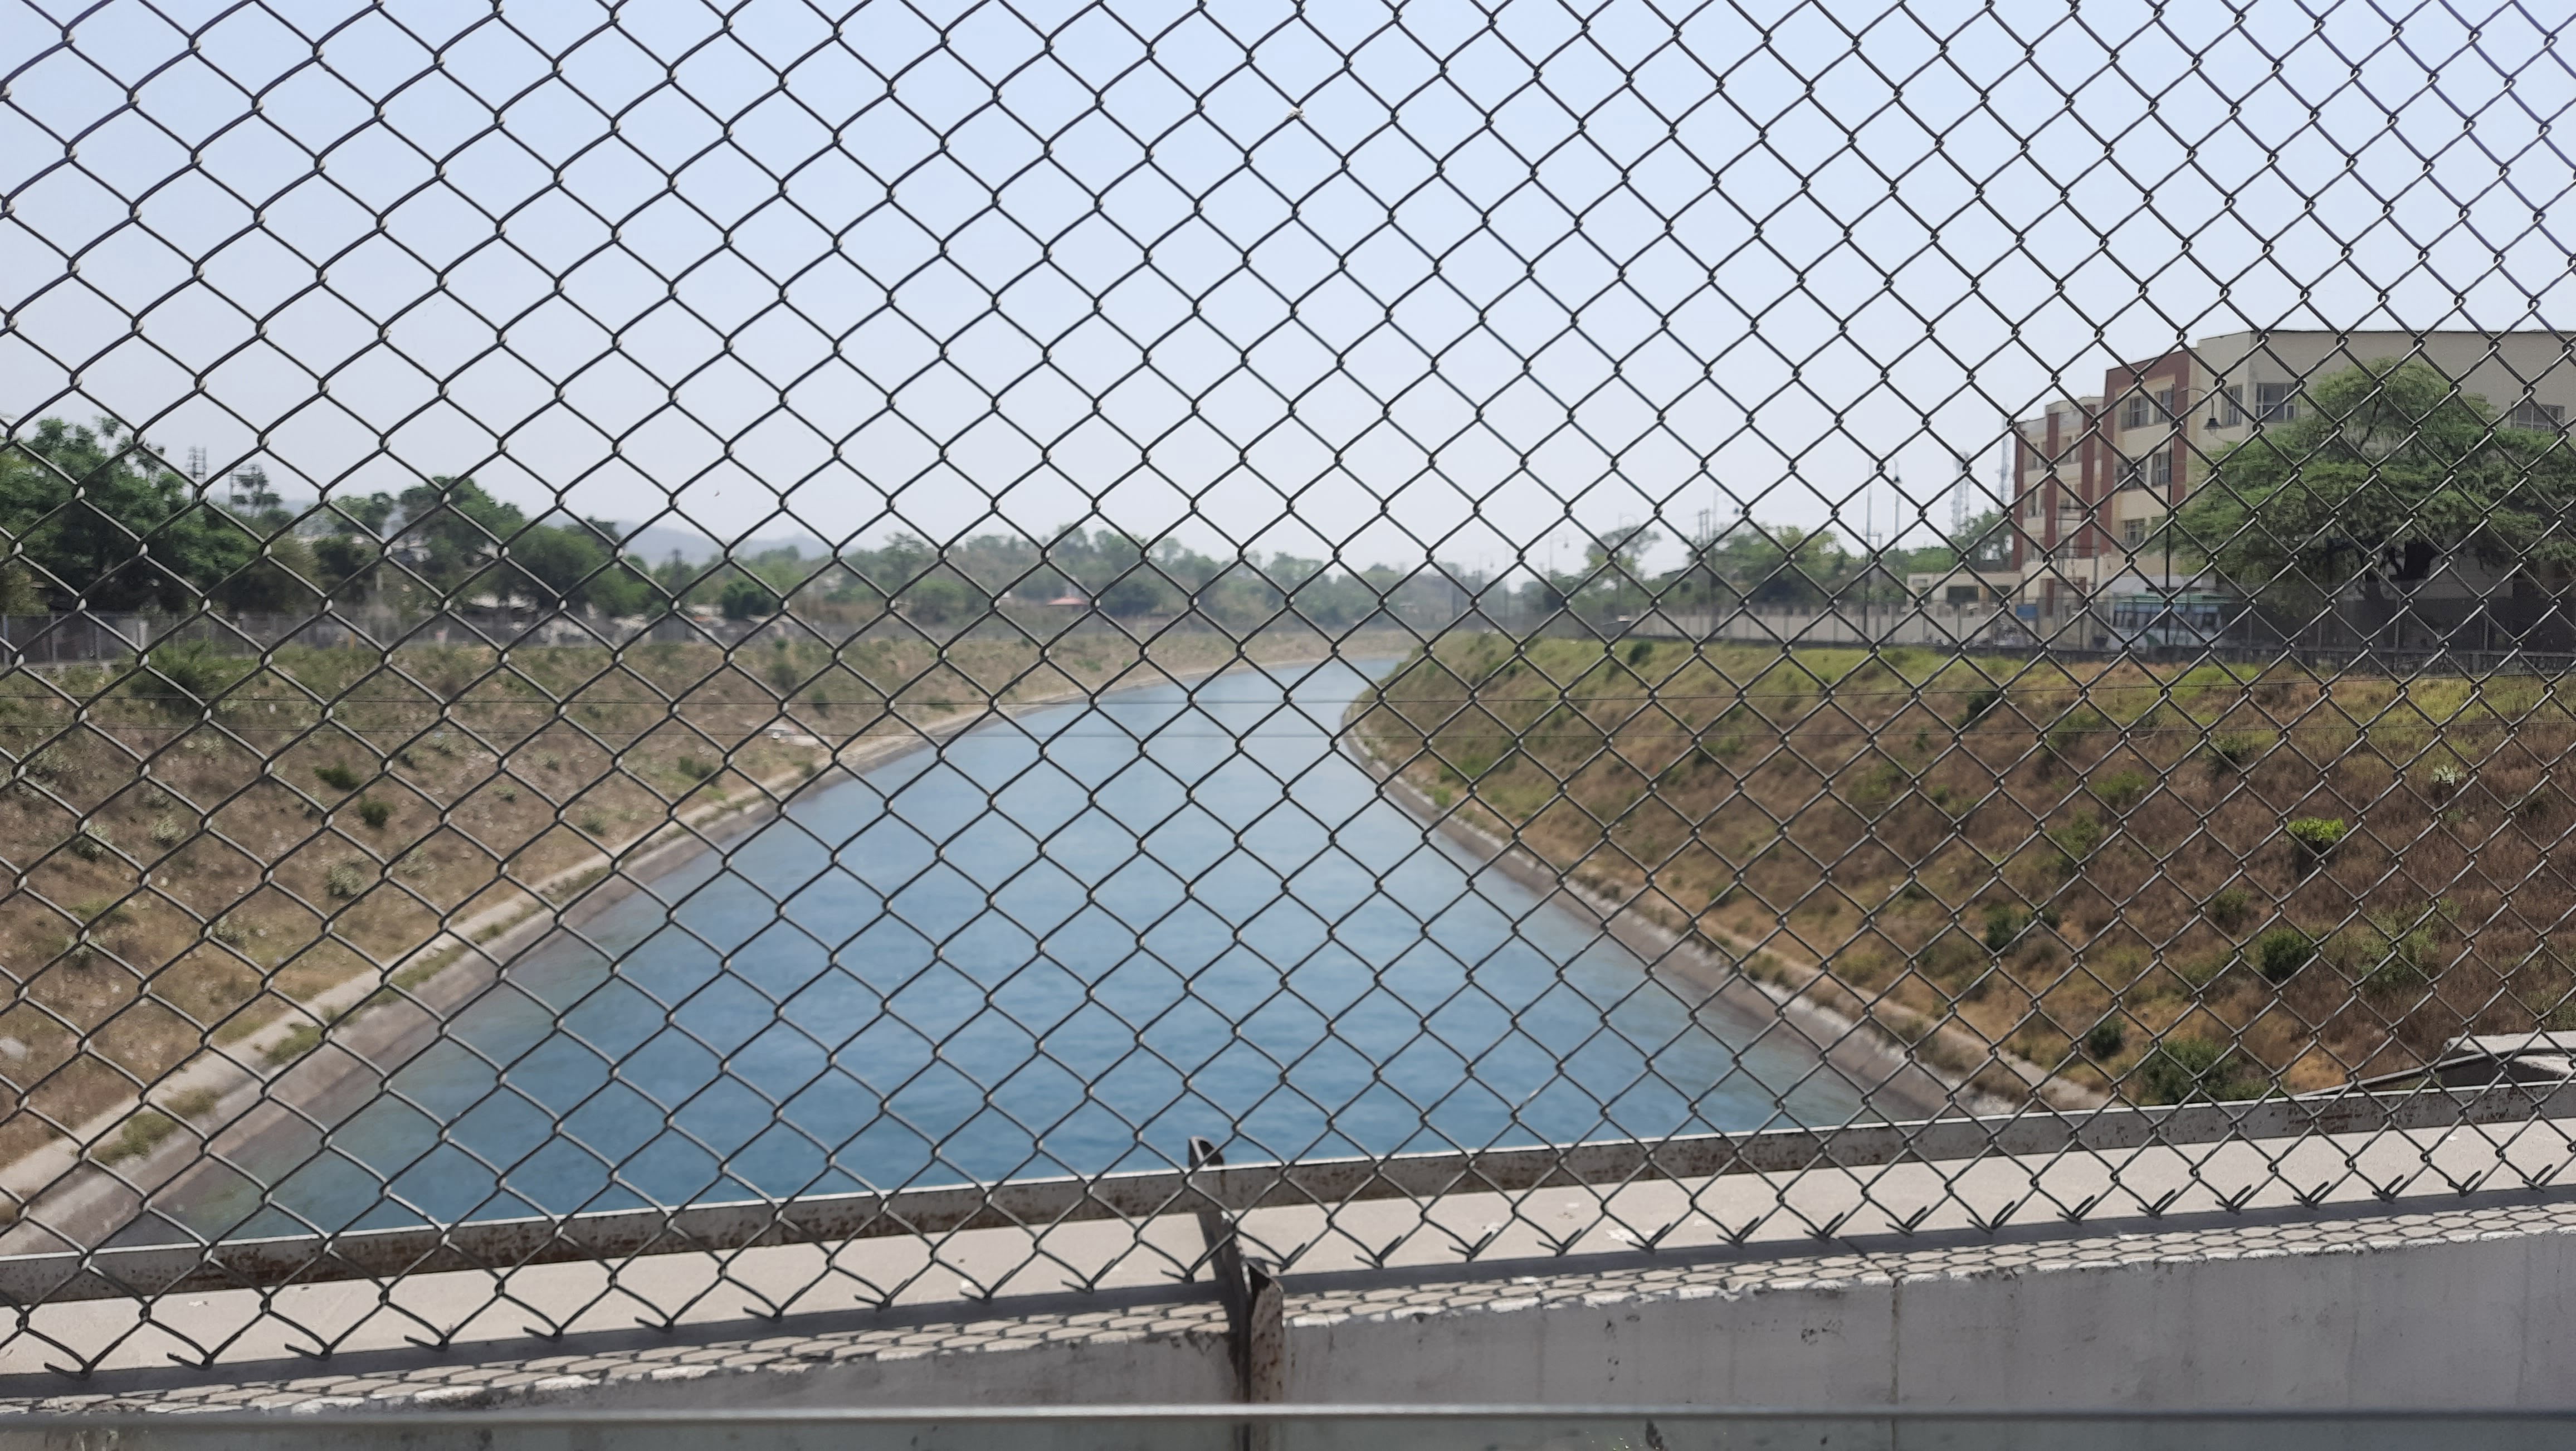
[1,0,2573,1377]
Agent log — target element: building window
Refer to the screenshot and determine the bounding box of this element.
[2511,401,2565,431]
[2120,394,2151,430]
[2024,492,2046,519]
[1945,585,1981,605]
[2213,386,2243,426]
[2154,386,2176,420]
[2123,518,2146,547]
[2256,382,2300,422]
[2149,451,2174,489]
[2115,455,2143,491]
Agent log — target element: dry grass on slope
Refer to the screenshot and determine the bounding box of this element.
[1361,634,2576,1104]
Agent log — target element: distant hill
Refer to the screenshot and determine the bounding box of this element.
[606,522,835,565]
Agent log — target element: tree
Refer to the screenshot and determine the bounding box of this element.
[385,480,656,615]
[2177,360,2576,607]
[1099,569,1175,617]
[1902,509,2012,576]
[899,573,982,625]
[719,577,780,620]
[507,518,645,613]
[395,476,523,601]
[1700,521,1848,607]
[0,418,252,611]
[210,531,322,615]
[309,491,396,602]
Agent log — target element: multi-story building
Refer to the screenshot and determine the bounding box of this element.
[2008,329,2576,619]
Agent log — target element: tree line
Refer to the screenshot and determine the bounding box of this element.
[2,413,2019,627]
[0,421,657,617]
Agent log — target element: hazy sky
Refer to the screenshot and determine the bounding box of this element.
[3,0,2570,576]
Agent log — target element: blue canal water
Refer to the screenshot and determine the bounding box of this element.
[185,659,1868,1237]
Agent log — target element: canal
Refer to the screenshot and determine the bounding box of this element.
[178,658,1874,1239]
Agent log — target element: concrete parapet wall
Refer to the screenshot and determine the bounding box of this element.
[20,1190,2576,1416]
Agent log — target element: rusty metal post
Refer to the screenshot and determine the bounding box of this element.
[1187,1134,1250,1360]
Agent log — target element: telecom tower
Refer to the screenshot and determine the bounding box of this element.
[185,446,207,484]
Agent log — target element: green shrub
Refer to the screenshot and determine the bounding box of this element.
[68,824,110,862]
[313,762,363,793]
[1960,687,2003,725]
[324,862,367,899]
[2207,732,2263,775]
[2286,816,2348,865]
[2044,709,2109,762]
[264,1023,323,1065]
[1625,640,1653,667]
[76,897,128,929]
[2084,1016,2127,1059]
[149,815,186,849]
[136,641,240,714]
[2357,911,2437,991]
[2050,812,2105,863]
[2204,886,2255,934]
[1982,903,2029,952]
[356,798,392,830]
[677,754,718,781]
[92,1109,179,1166]
[1847,753,1909,806]
[2135,1036,2262,1104]
[2254,926,2315,983]
[1695,724,1751,765]
[2094,770,2152,811]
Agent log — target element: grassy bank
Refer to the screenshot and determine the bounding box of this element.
[0,625,1373,1185]
[1358,634,2576,1104]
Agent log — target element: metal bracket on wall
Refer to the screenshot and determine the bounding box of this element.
[1188,1136,1285,1406]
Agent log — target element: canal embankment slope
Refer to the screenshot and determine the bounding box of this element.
[1,639,1402,1250]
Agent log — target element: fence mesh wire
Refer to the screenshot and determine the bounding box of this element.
[1,0,2574,1375]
